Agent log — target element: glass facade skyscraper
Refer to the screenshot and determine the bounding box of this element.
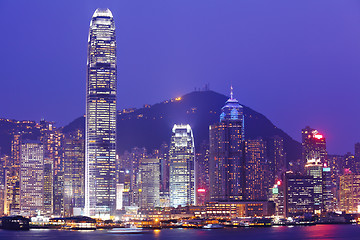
[20,140,44,216]
[209,89,246,201]
[85,8,117,217]
[169,124,195,207]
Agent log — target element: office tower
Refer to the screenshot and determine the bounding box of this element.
[4,134,22,215]
[305,157,323,213]
[209,88,245,201]
[270,180,285,217]
[267,135,287,179]
[130,147,147,191]
[355,143,360,174]
[0,155,6,215]
[159,143,170,193]
[40,120,64,216]
[11,134,21,167]
[322,166,334,212]
[245,138,269,200]
[139,158,160,209]
[339,171,360,213]
[169,124,195,207]
[20,140,44,216]
[343,152,356,173]
[85,8,117,217]
[63,130,85,216]
[302,126,327,167]
[196,141,210,204]
[284,171,315,217]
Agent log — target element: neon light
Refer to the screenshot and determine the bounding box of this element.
[314,134,323,139]
[197,188,206,193]
[277,180,281,186]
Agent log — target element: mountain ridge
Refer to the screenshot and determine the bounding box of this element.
[63,90,301,160]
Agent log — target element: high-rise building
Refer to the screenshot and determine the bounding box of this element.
[302,127,328,213]
[354,143,360,174]
[40,120,63,216]
[343,152,356,173]
[20,140,44,216]
[209,88,245,201]
[139,158,160,209]
[322,166,334,212]
[169,124,195,207]
[305,158,323,214]
[302,126,327,168]
[245,138,269,200]
[196,141,210,204]
[85,8,117,217]
[267,135,287,180]
[339,171,360,213]
[159,143,170,194]
[284,171,315,217]
[63,130,85,216]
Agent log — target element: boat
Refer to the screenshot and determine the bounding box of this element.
[203,224,224,229]
[108,227,148,234]
[0,216,30,231]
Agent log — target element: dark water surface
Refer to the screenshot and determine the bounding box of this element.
[1,225,360,240]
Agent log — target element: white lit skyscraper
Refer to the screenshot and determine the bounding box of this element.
[85,8,117,217]
[20,140,44,216]
[169,124,195,207]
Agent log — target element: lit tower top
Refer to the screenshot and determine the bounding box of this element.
[220,86,244,122]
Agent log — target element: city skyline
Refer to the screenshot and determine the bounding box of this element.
[0,1,359,154]
[3,4,360,237]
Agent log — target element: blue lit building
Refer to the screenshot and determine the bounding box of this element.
[209,88,246,201]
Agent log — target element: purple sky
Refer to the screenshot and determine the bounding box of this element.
[0,0,360,155]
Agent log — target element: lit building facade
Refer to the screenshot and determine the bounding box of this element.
[322,166,334,212]
[302,126,327,168]
[139,158,160,209]
[63,131,85,216]
[85,8,117,217]
[209,89,245,201]
[40,120,63,216]
[339,171,360,213]
[267,135,286,180]
[169,124,195,207]
[245,138,269,200]
[284,172,315,217]
[305,158,323,213]
[20,140,44,216]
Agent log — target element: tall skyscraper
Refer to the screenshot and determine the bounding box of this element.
[284,171,315,217]
[139,158,160,209]
[305,158,323,213]
[245,138,269,200]
[63,131,85,216]
[40,120,63,216]
[302,126,327,168]
[169,124,195,207]
[302,127,328,213]
[85,8,117,217]
[339,171,360,213]
[20,140,44,216]
[267,135,286,180]
[209,88,246,201]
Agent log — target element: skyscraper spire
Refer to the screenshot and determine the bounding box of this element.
[230,85,234,100]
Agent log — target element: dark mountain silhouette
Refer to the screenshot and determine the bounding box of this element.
[63,90,301,160]
[0,119,40,155]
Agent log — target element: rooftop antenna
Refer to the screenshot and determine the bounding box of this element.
[230,85,234,100]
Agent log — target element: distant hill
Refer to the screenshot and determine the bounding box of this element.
[63,90,301,161]
[0,119,40,155]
